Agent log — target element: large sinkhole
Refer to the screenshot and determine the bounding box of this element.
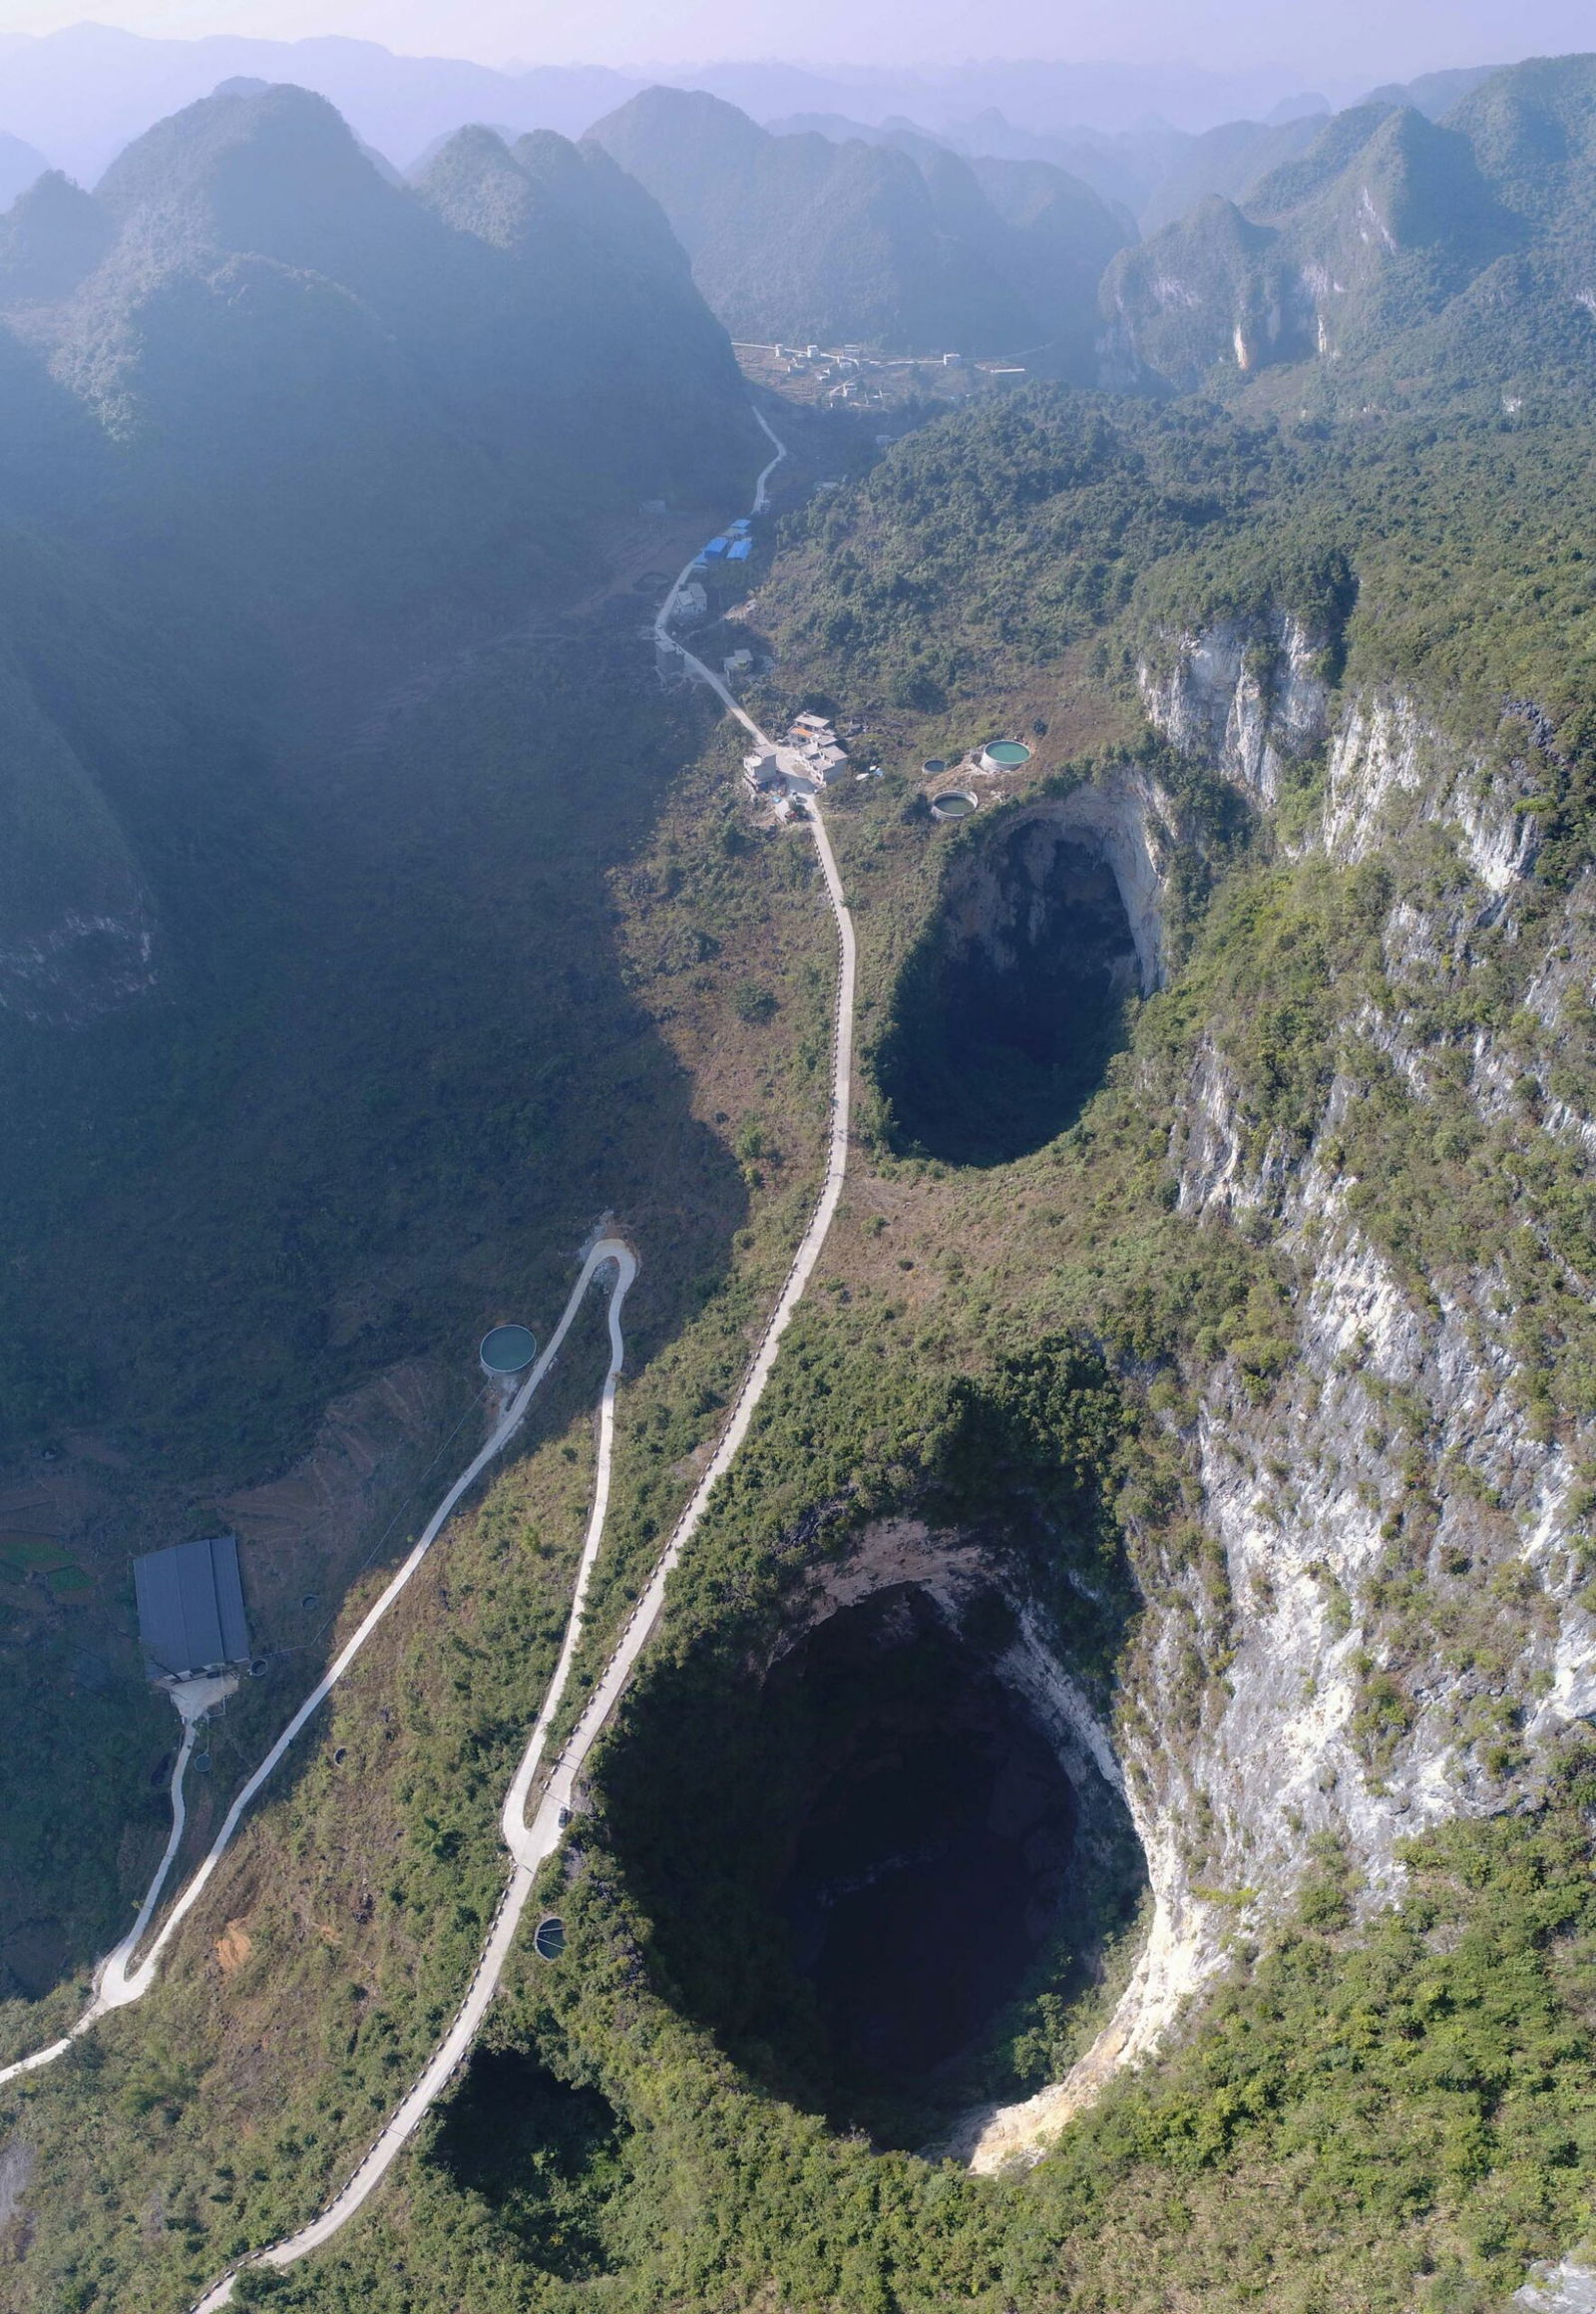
[880,797,1157,1167]
[601,1583,1145,2140]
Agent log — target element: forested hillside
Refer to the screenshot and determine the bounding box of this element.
[586,86,1129,364]
[1104,53,1596,401]
[0,81,765,1986]
[12,47,1596,2314]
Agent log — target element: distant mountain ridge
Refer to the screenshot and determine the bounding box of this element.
[586,85,1129,365]
[1100,53,1596,400]
[0,32,1371,184]
[0,80,757,1027]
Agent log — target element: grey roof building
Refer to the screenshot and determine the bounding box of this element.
[133,1534,250,1682]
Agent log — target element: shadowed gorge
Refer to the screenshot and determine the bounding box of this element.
[21,37,1596,2314]
[774,1588,1078,2085]
[879,806,1144,1167]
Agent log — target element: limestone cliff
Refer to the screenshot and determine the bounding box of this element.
[960,624,1596,2176]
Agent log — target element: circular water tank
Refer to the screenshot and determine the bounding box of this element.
[931,790,979,821]
[980,738,1032,773]
[480,1323,539,1377]
[921,756,947,776]
[534,1916,567,1960]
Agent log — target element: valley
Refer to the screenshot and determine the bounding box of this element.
[7,40,1596,2314]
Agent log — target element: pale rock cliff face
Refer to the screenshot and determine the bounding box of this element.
[0,905,157,1026]
[1322,693,1541,890]
[935,766,1174,994]
[960,625,1596,2182]
[1137,613,1328,804]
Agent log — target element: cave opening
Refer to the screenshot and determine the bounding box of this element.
[881,806,1146,1167]
[600,1582,1145,2141]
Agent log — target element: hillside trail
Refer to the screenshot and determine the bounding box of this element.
[0,1234,634,2093]
[2,398,852,2307]
[187,397,861,2307]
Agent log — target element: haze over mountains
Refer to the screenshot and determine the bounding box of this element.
[1103,53,1596,395]
[0,78,755,1036]
[16,17,1596,2314]
[0,44,1588,1060]
[587,87,1130,364]
[0,22,1446,186]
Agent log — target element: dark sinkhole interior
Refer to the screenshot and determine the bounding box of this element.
[881,809,1142,1167]
[601,1583,1144,2140]
[429,2051,628,2277]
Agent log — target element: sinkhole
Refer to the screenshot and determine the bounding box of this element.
[880,795,1158,1167]
[429,2050,627,2276]
[600,1582,1144,2139]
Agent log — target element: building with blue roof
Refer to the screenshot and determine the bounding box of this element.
[727,539,753,561]
[702,537,728,557]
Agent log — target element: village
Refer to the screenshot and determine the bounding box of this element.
[741,707,855,808]
[732,338,1029,411]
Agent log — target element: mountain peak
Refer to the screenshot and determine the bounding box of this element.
[0,170,111,306]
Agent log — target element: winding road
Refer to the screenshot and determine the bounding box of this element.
[0,1233,634,2094]
[4,401,850,2305]
[186,403,858,2306]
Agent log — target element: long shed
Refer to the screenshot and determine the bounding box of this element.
[134,1534,251,1682]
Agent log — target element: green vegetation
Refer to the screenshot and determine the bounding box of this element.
[189,1739,1596,2314]
[587,86,1127,366]
[15,82,1596,2314]
[1101,55,1596,404]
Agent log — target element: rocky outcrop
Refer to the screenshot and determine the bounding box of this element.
[1322,693,1541,891]
[961,642,1593,2183]
[1138,612,1329,804]
[0,906,157,1027]
[938,768,1174,995]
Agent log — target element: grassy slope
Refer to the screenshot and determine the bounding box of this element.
[9,384,1596,2311]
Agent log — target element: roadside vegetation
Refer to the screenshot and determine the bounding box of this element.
[12,369,1596,2314]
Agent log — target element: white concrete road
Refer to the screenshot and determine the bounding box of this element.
[191,407,860,2306]
[0,1235,632,2093]
[194,407,865,2304]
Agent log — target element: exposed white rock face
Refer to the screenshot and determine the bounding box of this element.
[1515,2264,1596,2314]
[954,638,1596,2198]
[936,768,1172,996]
[0,905,158,1026]
[1323,693,1541,889]
[1138,613,1328,804]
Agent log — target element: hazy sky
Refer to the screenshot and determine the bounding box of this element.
[1,0,1594,73]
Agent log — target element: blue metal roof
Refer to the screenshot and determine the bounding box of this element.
[727,539,753,560]
[702,538,728,556]
[134,1534,250,1681]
